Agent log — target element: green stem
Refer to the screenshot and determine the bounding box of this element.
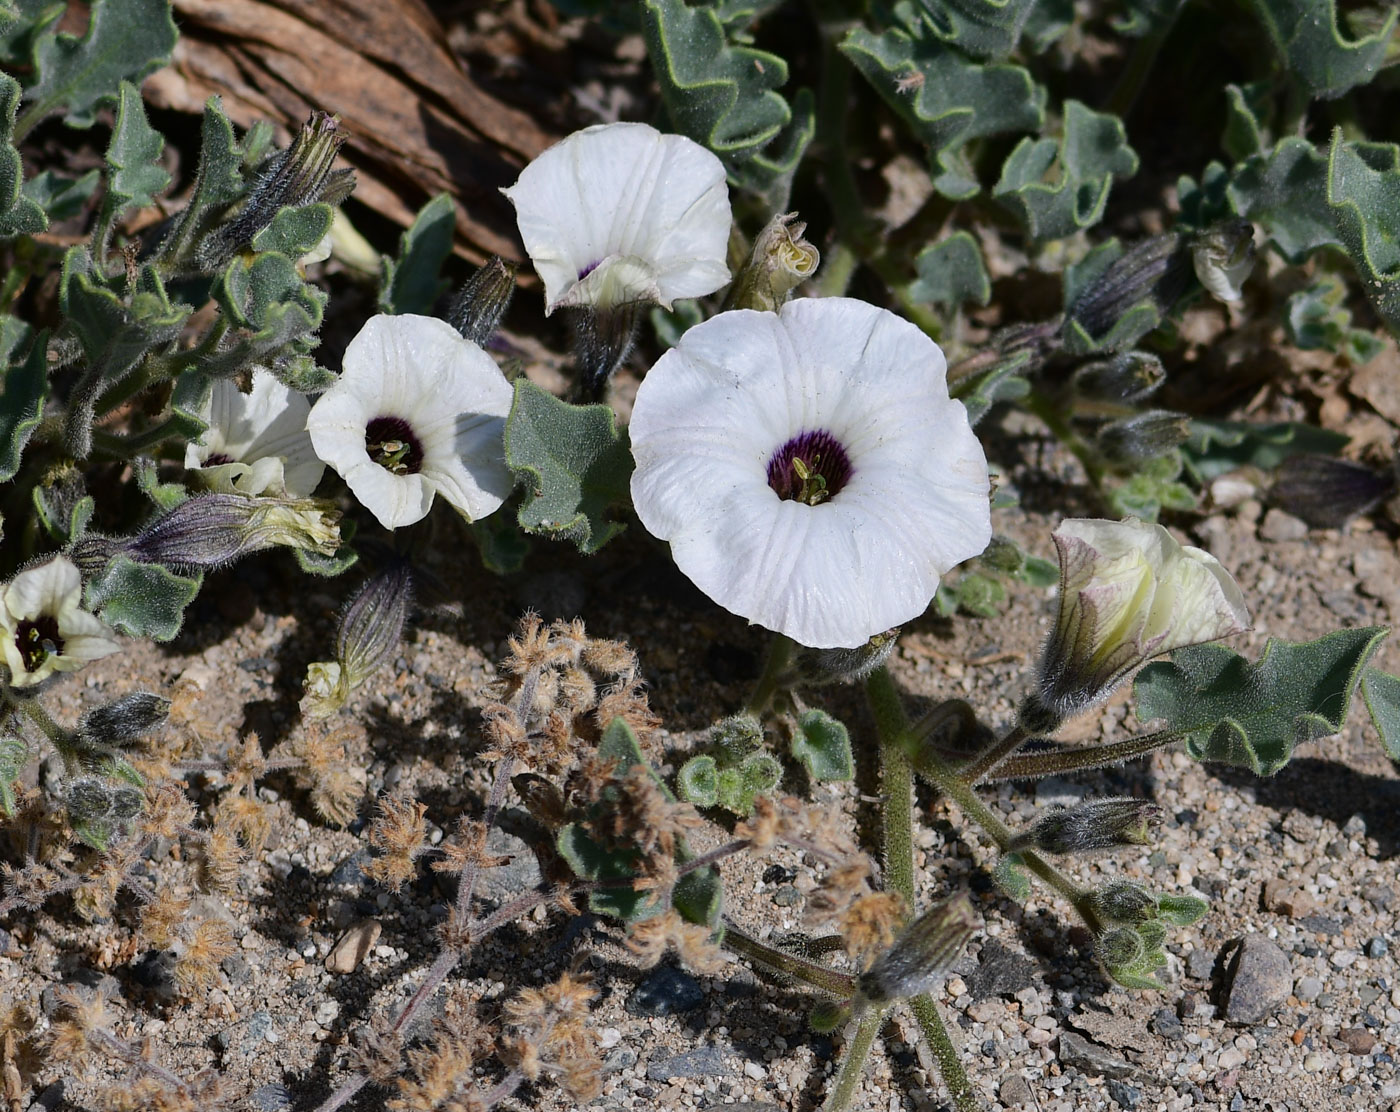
[745,634,795,717]
[815,241,859,299]
[14,695,78,764]
[1025,389,1106,490]
[910,994,979,1112]
[1021,850,1104,935]
[90,414,189,458]
[989,729,1181,781]
[958,723,1030,786]
[721,919,858,997]
[822,1008,884,1112]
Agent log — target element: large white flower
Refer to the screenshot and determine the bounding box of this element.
[629,298,992,649]
[307,314,514,530]
[185,368,324,497]
[0,556,120,688]
[502,122,731,315]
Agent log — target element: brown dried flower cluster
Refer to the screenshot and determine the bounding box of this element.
[500,969,602,1103]
[363,789,430,892]
[625,908,725,974]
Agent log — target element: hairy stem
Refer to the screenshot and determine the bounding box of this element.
[988,729,1182,781]
[910,994,979,1112]
[958,723,1030,786]
[745,634,795,717]
[822,1008,884,1112]
[721,919,858,997]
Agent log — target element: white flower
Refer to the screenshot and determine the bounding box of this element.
[629,298,992,650]
[306,314,514,530]
[185,368,325,497]
[1029,517,1251,727]
[502,122,731,315]
[1191,220,1255,303]
[0,557,120,688]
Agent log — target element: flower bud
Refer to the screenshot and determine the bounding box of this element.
[710,713,764,763]
[78,693,171,749]
[1064,234,1192,350]
[1010,797,1162,855]
[66,776,144,849]
[302,561,414,718]
[724,212,820,313]
[857,890,979,1005]
[1190,218,1254,303]
[1093,409,1191,468]
[569,303,641,400]
[1267,454,1395,529]
[1095,925,1144,970]
[1070,351,1165,404]
[447,255,517,348]
[200,111,353,267]
[1090,880,1157,925]
[1026,517,1250,728]
[786,629,899,688]
[123,493,341,570]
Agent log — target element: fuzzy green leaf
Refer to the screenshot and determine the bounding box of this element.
[1106,452,1197,522]
[0,1,64,72]
[949,352,1031,426]
[993,851,1032,901]
[61,248,189,378]
[378,192,455,316]
[208,251,326,378]
[22,167,99,221]
[467,508,530,575]
[505,380,631,552]
[1360,668,1400,761]
[103,80,168,220]
[557,823,649,921]
[993,100,1138,244]
[909,231,990,307]
[22,0,177,129]
[1245,0,1395,100]
[907,0,1042,61]
[1284,272,1380,359]
[842,23,1043,200]
[0,327,47,482]
[677,754,720,808]
[1228,138,1338,263]
[1180,417,1349,483]
[1155,893,1209,927]
[85,554,201,641]
[1134,627,1390,776]
[714,753,781,814]
[1222,82,1270,163]
[791,709,854,783]
[1326,131,1400,336]
[673,863,724,928]
[32,482,94,546]
[0,735,26,818]
[0,73,45,236]
[251,202,333,260]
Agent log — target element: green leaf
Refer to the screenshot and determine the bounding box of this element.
[378,192,455,316]
[467,506,530,575]
[32,477,94,546]
[1133,627,1390,776]
[84,554,202,641]
[993,851,1032,901]
[1179,418,1349,483]
[791,709,853,783]
[155,97,245,269]
[598,715,647,771]
[103,80,168,219]
[1326,131,1400,337]
[131,455,188,511]
[1105,452,1197,522]
[949,352,1031,426]
[556,822,649,921]
[251,202,333,260]
[0,73,46,237]
[1245,0,1395,100]
[906,0,1042,60]
[0,1,64,73]
[993,100,1138,244]
[677,754,720,808]
[909,231,990,307]
[842,24,1043,200]
[504,380,631,552]
[208,251,326,377]
[22,0,177,129]
[1156,893,1209,927]
[673,862,723,927]
[1228,138,1338,264]
[1222,82,1270,163]
[0,327,47,482]
[22,167,100,221]
[1360,668,1400,761]
[1283,272,1379,359]
[0,735,26,817]
[61,247,189,374]
[642,0,814,200]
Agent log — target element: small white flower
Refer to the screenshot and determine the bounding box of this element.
[185,368,325,497]
[629,298,992,650]
[502,122,731,315]
[307,314,514,530]
[0,557,120,688]
[1191,220,1255,303]
[1029,517,1251,727]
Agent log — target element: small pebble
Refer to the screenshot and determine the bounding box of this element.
[1221,936,1291,1025]
[1366,937,1389,958]
[325,920,381,975]
[743,1060,768,1081]
[1296,976,1324,1002]
[598,1027,622,1049]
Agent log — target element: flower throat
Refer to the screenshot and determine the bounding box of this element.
[767,430,852,506]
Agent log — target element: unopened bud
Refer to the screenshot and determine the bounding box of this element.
[569,303,641,400]
[1190,218,1254,302]
[1268,454,1395,529]
[1090,880,1156,925]
[710,714,764,763]
[123,493,341,570]
[1070,351,1165,404]
[787,629,899,688]
[448,256,517,348]
[66,776,144,849]
[858,890,978,1005]
[200,112,353,266]
[78,693,171,749]
[1094,409,1191,467]
[724,212,820,313]
[1009,797,1162,855]
[1064,234,1192,351]
[1095,926,1144,970]
[303,561,414,718]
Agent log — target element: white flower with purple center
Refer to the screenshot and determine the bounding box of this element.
[629,297,993,649]
[185,368,324,498]
[306,314,514,530]
[0,556,120,689]
[501,122,732,315]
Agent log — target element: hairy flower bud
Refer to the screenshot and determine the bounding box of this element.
[1267,454,1395,529]
[123,493,341,570]
[569,304,641,400]
[1094,409,1192,468]
[857,891,979,1005]
[1095,925,1145,970]
[710,714,764,763]
[1064,234,1193,350]
[1190,218,1255,302]
[725,212,820,313]
[1009,798,1162,855]
[1090,880,1157,925]
[448,255,518,348]
[787,629,900,688]
[78,693,171,749]
[1070,351,1166,404]
[302,562,414,718]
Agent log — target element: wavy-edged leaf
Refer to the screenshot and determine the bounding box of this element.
[22,0,177,130]
[1361,668,1400,761]
[949,351,1031,426]
[1327,130,1400,336]
[993,100,1138,244]
[0,326,47,481]
[1245,0,1395,100]
[0,0,64,72]
[22,167,99,221]
[104,80,168,219]
[908,0,1041,61]
[1222,82,1270,163]
[909,231,990,307]
[791,709,853,783]
[1228,138,1338,263]
[504,380,632,554]
[677,754,720,808]
[842,23,1043,200]
[61,248,189,379]
[84,554,202,641]
[1180,417,1349,482]
[0,73,44,237]
[1134,627,1389,775]
[209,251,326,378]
[378,192,455,316]
[251,203,334,261]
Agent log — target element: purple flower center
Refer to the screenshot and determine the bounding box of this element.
[365,416,424,476]
[767,429,853,506]
[578,260,601,280]
[202,452,235,466]
[16,614,62,673]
